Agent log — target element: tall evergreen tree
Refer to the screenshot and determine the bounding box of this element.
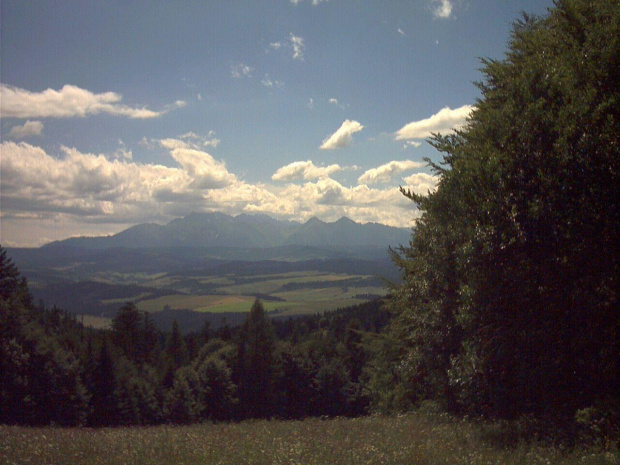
[236,299,276,418]
[386,0,618,424]
[165,319,189,370]
[89,340,117,426]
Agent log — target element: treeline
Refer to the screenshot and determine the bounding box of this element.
[0,247,389,426]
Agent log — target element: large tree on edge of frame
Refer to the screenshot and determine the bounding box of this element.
[388,0,618,423]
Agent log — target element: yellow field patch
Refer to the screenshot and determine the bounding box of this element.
[137,294,256,313]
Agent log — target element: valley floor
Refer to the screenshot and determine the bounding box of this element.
[1,413,616,465]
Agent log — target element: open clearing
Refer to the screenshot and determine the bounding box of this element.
[137,295,265,313]
[1,414,615,465]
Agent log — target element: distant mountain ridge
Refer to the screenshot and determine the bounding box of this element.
[45,212,412,250]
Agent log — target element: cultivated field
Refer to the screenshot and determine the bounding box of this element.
[1,414,616,465]
[133,270,386,316]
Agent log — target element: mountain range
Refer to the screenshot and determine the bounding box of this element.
[44,212,412,250]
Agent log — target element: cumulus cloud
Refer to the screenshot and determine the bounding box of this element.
[395,105,473,140]
[272,160,343,181]
[230,63,253,78]
[320,120,364,150]
[358,160,426,185]
[8,120,44,138]
[0,84,176,119]
[0,140,236,222]
[431,0,453,19]
[1,140,424,245]
[402,172,439,195]
[166,145,236,189]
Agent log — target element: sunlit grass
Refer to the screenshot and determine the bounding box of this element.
[1,414,616,465]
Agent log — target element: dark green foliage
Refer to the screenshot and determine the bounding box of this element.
[114,357,161,425]
[0,247,89,426]
[112,302,159,365]
[194,354,237,421]
[0,246,389,426]
[165,320,189,369]
[383,0,618,435]
[87,340,117,426]
[236,299,277,418]
[165,366,204,424]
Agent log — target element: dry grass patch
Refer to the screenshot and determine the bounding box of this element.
[1,414,616,465]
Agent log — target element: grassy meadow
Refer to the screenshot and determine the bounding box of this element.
[1,413,616,465]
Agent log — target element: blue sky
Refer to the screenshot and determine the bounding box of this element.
[1,0,554,246]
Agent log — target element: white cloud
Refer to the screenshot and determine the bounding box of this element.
[113,140,133,160]
[157,137,234,189]
[431,0,453,19]
[1,140,424,245]
[320,120,364,150]
[289,33,305,61]
[8,120,44,138]
[167,146,236,189]
[328,98,339,105]
[395,105,473,140]
[0,84,172,119]
[307,98,314,109]
[180,130,221,148]
[0,140,236,223]
[272,160,343,181]
[402,172,439,195]
[259,179,418,227]
[290,0,329,5]
[261,74,284,88]
[230,63,253,78]
[403,141,422,149]
[268,33,306,61]
[358,160,426,185]
[397,28,406,37]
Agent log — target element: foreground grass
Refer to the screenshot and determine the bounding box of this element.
[1,414,616,465]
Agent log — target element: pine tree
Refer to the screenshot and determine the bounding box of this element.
[89,340,117,426]
[165,319,189,370]
[236,299,276,418]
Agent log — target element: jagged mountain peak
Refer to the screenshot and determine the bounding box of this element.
[47,212,411,250]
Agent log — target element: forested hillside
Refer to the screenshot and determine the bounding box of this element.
[0,247,389,425]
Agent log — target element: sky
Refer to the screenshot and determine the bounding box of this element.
[1,0,554,247]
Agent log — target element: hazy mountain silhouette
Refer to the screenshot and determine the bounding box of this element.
[44,212,411,250]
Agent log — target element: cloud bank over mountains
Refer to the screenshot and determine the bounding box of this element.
[0,82,467,246]
[1,135,439,246]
